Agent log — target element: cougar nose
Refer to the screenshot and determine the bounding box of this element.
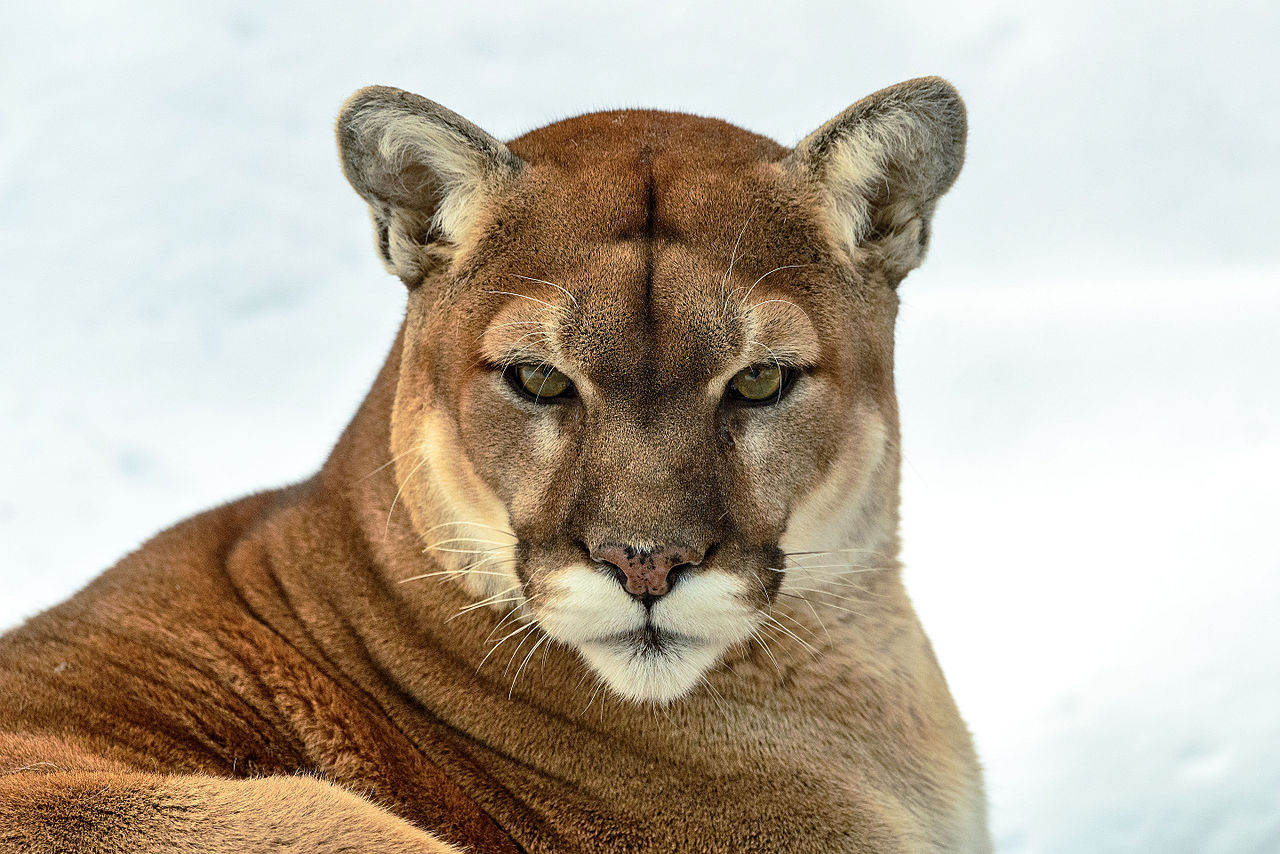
[589,543,703,600]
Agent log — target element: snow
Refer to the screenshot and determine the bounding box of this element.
[2,1,1277,850]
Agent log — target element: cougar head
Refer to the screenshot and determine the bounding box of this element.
[336,79,965,703]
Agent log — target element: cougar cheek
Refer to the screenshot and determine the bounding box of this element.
[533,566,646,644]
[648,572,759,644]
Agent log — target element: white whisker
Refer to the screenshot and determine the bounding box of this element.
[424,536,513,548]
[398,568,512,584]
[486,289,564,313]
[779,590,831,642]
[737,264,809,306]
[421,520,517,538]
[719,214,754,306]
[514,275,579,306]
[384,453,429,539]
[421,544,510,556]
[486,596,538,642]
[353,445,420,484]
[749,627,785,676]
[759,612,820,656]
[779,589,872,618]
[477,620,538,672]
[509,632,551,698]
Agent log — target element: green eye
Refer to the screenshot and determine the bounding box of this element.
[508,364,574,402]
[728,363,789,403]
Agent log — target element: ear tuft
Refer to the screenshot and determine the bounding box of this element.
[787,77,966,280]
[336,86,523,284]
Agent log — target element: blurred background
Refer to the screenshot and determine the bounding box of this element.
[2,1,1276,850]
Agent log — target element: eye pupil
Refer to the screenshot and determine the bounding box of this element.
[729,363,787,403]
[511,364,572,401]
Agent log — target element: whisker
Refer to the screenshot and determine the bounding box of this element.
[504,626,541,675]
[749,628,784,676]
[398,568,513,584]
[769,564,896,577]
[759,612,820,656]
[783,547,889,558]
[454,594,525,616]
[485,596,539,642]
[719,214,754,307]
[784,573,893,593]
[383,453,429,539]
[768,604,821,639]
[486,289,564,313]
[464,553,517,570]
[776,590,831,643]
[583,677,606,715]
[423,536,513,548]
[488,320,547,331]
[501,329,554,348]
[781,561,891,570]
[697,674,729,716]
[514,275,579,306]
[477,620,538,672]
[509,633,551,698]
[447,584,525,621]
[736,264,810,306]
[780,576,886,597]
[352,445,420,484]
[421,544,510,556]
[780,591,872,619]
[421,520,517,538]
[786,580,888,601]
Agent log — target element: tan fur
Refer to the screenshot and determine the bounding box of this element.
[0,78,989,852]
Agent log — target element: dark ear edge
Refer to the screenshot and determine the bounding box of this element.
[785,76,967,278]
[335,86,523,282]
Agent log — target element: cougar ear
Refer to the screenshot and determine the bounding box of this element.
[336,86,524,284]
[786,76,966,281]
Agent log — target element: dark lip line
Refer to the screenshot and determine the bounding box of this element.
[603,625,697,654]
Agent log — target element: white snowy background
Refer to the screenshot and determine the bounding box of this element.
[2,1,1277,850]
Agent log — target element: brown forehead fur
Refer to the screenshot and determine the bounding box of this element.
[399,122,813,568]
[414,109,899,556]
[0,93,986,853]
[442,107,896,415]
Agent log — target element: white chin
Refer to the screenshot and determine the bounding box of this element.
[579,634,726,704]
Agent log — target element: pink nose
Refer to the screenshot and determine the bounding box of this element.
[589,544,703,599]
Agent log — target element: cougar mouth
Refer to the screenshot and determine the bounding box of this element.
[520,559,765,703]
[623,624,678,653]
[586,626,688,660]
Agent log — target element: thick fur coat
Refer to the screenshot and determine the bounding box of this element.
[0,78,990,852]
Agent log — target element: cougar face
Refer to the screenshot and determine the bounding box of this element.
[338,82,964,702]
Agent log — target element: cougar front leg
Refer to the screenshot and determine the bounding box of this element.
[0,771,461,854]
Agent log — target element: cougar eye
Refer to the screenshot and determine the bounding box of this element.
[505,363,575,402]
[726,363,791,404]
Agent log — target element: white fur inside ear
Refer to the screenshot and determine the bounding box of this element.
[338,87,522,270]
[350,110,488,243]
[368,113,496,243]
[816,132,883,253]
[791,78,965,273]
[808,111,931,261]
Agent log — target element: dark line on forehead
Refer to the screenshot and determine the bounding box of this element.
[640,147,656,334]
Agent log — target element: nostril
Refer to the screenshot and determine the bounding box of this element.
[665,562,693,591]
[596,557,629,589]
[588,542,712,600]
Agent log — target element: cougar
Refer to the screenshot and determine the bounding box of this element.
[0,76,990,852]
